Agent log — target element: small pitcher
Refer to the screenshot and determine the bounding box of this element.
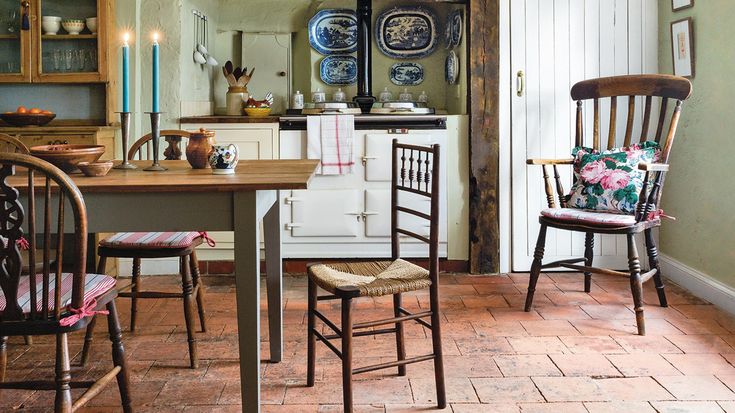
[186,128,215,169]
[208,143,239,174]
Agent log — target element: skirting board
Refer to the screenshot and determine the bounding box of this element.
[660,254,735,316]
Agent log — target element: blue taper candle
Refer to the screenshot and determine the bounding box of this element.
[122,33,130,112]
[152,32,160,112]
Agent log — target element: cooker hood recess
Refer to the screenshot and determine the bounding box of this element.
[353,0,376,113]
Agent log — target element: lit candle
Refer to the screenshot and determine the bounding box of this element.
[152,32,160,113]
[122,32,130,113]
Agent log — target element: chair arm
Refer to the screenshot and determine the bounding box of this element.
[526,158,574,166]
[638,163,670,172]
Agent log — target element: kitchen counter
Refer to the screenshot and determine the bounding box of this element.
[180,115,280,124]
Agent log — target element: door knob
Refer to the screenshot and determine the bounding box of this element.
[278,71,287,77]
[516,70,525,97]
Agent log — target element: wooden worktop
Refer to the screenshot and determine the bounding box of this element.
[179,115,280,124]
[10,160,319,193]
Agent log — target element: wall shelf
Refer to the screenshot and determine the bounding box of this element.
[42,34,97,40]
[0,34,20,40]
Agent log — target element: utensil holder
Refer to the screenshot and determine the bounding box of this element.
[113,112,137,170]
[144,112,167,172]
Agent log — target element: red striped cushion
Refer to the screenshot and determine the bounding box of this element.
[541,208,638,227]
[0,273,116,314]
[100,232,202,249]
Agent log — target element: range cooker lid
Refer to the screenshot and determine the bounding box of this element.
[300,101,362,115]
[369,101,435,115]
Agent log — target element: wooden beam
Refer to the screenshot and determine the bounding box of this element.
[469,0,501,273]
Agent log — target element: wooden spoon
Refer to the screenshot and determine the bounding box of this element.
[233,67,242,81]
[224,60,234,76]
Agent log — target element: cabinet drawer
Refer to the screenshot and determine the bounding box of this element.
[21,135,92,147]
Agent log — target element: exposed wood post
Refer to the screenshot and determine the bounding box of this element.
[469,0,501,274]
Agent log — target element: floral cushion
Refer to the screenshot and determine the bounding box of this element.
[567,142,660,214]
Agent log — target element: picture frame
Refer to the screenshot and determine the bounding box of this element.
[670,17,695,78]
[672,0,694,12]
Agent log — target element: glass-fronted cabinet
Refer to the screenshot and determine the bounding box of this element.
[0,0,109,83]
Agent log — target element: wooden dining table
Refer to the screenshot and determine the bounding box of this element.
[11,159,319,412]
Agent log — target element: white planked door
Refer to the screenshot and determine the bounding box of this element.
[510,0,658,271]
[241,33,291,114]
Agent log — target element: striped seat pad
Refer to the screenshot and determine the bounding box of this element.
[100,232,203,249]
[541,208,638,227]
[0,273,116,313]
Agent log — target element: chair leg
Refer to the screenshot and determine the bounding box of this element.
[0,336,7,382]
[130,257,141,332]
[54,333,72,413]
[306,276,317,387]
[627,234,645,336]
[429,284,447,409]
[23,335,32,345]
[524,224,548,311]
[341,296,354,413]
[190,251,207,332]
[80,315,97,367]
[393,293,407,376]
[645,229,668,307]
[584,232,594,293]
[106,299,133,413]
[180,255,199,369]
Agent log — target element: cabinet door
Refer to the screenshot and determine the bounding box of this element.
[364,134,431,181]
[241,33,290,114]
[0,0,31,82]
[365,189,430,239]
[289,189,361,237]
[210,128,275,159]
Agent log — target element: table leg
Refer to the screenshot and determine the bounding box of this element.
[263,190,283,363]
[234,191,261,413]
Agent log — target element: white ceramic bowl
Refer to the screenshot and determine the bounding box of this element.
[61,19,85,35]
[85,17,97,34]
[42,18,61,35]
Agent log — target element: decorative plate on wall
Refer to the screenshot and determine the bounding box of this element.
[375,6,439,59]
[389,62,424,86]
[445,50,459,85]
[320,55,358,85]
[308,9,358,55]
[448,9,463,48]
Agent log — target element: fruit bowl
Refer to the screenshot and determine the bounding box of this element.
[243,107,272,118]
[0,112,56,127]
[30,144,105,173]
[77,160,113,177]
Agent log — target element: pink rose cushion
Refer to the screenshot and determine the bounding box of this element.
[567,142,661,214]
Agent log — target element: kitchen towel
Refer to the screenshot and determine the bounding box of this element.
[307,115,355,175]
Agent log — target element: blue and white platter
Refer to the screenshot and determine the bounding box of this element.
[445,50,459,85]
[308,9,358,55]
[446,9,463,48]
[320,55,358,85]
[390,62,424,86]
[375,6,439,59]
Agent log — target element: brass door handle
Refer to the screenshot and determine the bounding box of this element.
[516,70,525,97]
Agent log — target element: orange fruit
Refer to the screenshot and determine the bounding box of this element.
[41,110,53,115]
[29,108,41,114]
[16,106,27,114]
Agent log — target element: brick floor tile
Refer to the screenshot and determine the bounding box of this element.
[720,401,735,413]
[651,401,727,413]
[283,379,344,405]
[406,355,501,378]
[665,334,735,354]
[318,405,384,412]
[385,405,451,412]
[572,318,681,336]
[411,377,479,404]
[535,306,591,321]
[455,337,514,355]
[606,354,681,376]
[144,360,210,381]
[518,402,588,412]
[489,308,544,322]
[613,335,683,353]
[715,374,735,394]
[504,293,554,308]
[494,355,562,377]
[460,295,511,308]
[663,354,735,375]
[154,380,226,406]
[471,377,544,403]
[437,321,479,339]
[352,378,414,405]
[545,292,599,306]
[474,283,522,295]
[508,337,570,354]
[451,404,519,413]
[549,354,621,377]
[533,376,671,402]
[440,284,480,296]
[655,375,735,401]
[532,376,607,402]
[559,336,626,354]
[583,401,656,412]
[472,321,528,337]
[580,304,634,320]
[521,320,580,336]
[665,318,730,335]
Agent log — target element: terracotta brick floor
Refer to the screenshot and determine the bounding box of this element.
[5,272,735,412]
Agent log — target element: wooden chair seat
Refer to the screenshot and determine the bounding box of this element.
[99,231,206,250]
[0,273,115,314]
[308,259,431,298]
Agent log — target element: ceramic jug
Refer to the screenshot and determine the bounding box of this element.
[186,128,215,169]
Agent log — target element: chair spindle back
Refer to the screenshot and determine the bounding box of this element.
[0,153,87,323]
[0,133,30,155]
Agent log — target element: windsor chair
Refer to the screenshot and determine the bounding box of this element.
[80,130,208,369]
[523,74,692,335]
[306,139,445,412]
[0,153,132,412]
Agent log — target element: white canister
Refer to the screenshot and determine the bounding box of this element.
[226,87,248,116]
[291,90,304,109]
[333,88,346,102]
[379,87,393,102]
[312,88,326,103]
[418,91,428,103]
[399,88,413,102]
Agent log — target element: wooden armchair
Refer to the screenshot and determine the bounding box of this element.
[0,133,29,154]
[128,129,191,161]
[524,74,692,335]
[0,153,131,412]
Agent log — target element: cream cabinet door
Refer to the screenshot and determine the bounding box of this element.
[210,128,276,159]
[364,134,431,182]
[364,189,431,239]
[289,189,361,237]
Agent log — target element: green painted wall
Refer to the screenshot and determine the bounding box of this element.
[658,3,735,281]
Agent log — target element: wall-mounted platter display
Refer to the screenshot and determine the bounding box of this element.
[445,50,459,85]
[308,9,358,55]
[320,55,358,85]
[389,62,424,86]
[447,9,463,48]
[375,6,439,59]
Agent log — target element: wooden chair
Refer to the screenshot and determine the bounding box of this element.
[0,133,30,154]
[523,74,692,335]
[81,130,207,369]
[0,153,132,412]
[306,140,446,412]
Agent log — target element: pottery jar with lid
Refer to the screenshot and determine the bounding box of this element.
[186,128,216,169]
[226,86,248,115]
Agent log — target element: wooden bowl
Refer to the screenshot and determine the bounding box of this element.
[30,144,105,173]
[0,112,56,127]
[243,107,272,118]
[77,160,113,177]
